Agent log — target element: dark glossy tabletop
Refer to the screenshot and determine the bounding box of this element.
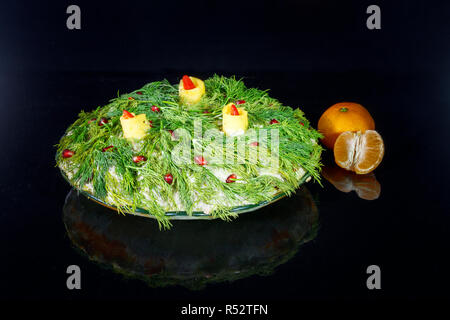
[0,0,449,308]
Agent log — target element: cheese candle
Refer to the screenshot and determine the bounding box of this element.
[120,113,150,140]
[179,75,205,105]
[222,103,248,136]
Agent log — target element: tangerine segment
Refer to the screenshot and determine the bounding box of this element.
[334,130,384,174]
[318,102,375,149]
[333,131,358,171]
[355,130,384,174]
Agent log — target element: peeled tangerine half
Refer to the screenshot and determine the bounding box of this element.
[120,113,150,140]
[179,76,205,105]
[222,103,248,136]
[334,130,384,174]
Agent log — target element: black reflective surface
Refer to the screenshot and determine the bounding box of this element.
[1,0,449,304]
[63,187,318,290]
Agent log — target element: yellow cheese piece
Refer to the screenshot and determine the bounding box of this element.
[178,76,205,105]
[120,113,150,140]
[222,103,248,136]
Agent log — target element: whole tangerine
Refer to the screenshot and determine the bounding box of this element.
[318,102,375,149]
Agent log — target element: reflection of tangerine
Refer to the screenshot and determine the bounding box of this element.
[322,165,381,200]
[334,130,384,174]
[318,102,375,149]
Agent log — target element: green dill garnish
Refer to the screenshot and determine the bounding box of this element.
[56,75,323,229]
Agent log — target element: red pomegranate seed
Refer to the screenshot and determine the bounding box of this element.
[164,173,173,184]
[300,122,304,126]
[99,118,108,126]
[122,110,134,119]
[168,129,178,139]
[270,119,279,124]
[194,155,207,166]
[136,91,143,95]
[62,149,75,158]
[148,120,153,127]
[203,110,211,114]
[88,118,97,124]
[230,104,240,116]
[182,75,196,90]
[128,97,134,100]
[250,141,259,147]
[235,100,246,105]
[102,145,114,152]
[132,155,147,163]
[151,105,160,112]
[226,174,237,183]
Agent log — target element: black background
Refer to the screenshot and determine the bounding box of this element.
[0,0,449,308]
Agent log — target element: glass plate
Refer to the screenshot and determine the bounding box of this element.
[59,168,311,220]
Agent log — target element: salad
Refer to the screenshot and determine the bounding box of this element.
[56,75,322,228]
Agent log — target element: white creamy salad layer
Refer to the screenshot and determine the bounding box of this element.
[60,131,314,214]
[60,162,309,214]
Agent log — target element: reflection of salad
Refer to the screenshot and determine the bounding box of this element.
[56,75,322,228]
[63,187,319,290]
